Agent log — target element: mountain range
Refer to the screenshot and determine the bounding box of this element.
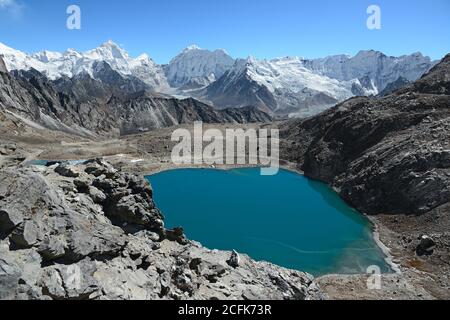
[0,41,437,117]
[0,55,271,138]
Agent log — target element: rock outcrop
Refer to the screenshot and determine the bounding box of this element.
[105,93,272,135]
[281,53,450,215]
[0,159,321,300]
[378,77,410,97]
[0,56,7,74]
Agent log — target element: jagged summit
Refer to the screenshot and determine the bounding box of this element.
[85,41,130,62]
[136,53,151,61]
[101,39,120,47]
[183,44,202,52]
[166,44,235,88]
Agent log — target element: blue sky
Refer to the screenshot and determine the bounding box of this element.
[0,0,449,63]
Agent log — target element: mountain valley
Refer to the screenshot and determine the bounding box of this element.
[0,40,449,300]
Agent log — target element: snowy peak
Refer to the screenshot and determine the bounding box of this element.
[136,53,151,62]
[100,40,122,49]
[304,50,435,91]
[182,44,202,53]
[204,55,359,116]
[0,42,24,57]
[354,49,386,59]
[32,50,63,63]
[166,45,235,88]
[0,42,48,73]
[205,51,432,116]
[88,40,129,61]
[0,41,169,90]
[228,55,353,100]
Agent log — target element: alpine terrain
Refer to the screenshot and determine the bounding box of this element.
[1,41,436,117]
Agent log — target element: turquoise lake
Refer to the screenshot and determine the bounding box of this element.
[148,168,390,276]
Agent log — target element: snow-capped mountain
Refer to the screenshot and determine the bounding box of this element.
[202,51,435,116]
[165,45,235,89]
[0,41,169,90]
[0,42,49,73]
[303,50,435,92]
[202,56,375,116]
[0,41,437,117]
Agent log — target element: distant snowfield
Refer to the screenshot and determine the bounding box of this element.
[243,56,360,100]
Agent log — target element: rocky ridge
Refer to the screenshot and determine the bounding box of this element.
[378,77,411,97]
[105,93,272,135]
[0,157,321,300]
[304,50,435,92]
[0,56,272,137]
[281,53,450,215]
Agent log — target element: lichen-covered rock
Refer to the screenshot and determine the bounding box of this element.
[0,160,322,300]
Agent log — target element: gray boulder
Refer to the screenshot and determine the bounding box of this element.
[0,209,23,236]
[416,235,436,256]
[227,250,240,268]
[55,164,79,178]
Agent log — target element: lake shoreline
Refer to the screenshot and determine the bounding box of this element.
[29,153,398,277]
[147,165,390,276]
[26,132,445,299]
[113,157,401,278]
[110,156,432,299]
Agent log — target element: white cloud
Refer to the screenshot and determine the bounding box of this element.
[0,0,24,18]
[0,0,15,9]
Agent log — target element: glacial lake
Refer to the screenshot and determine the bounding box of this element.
[147,168,391,276]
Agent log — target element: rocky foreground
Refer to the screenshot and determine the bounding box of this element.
[0,156,321,300]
